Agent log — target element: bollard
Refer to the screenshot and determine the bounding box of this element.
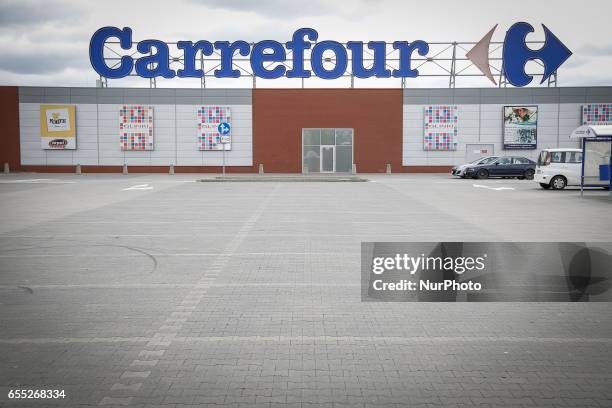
[386,163,392,174]
[258,163,264,175]
[351,163,357,175]
[169,164,175,175]
[122,163,128,175]
[75,164,81,175]
[3,162,9,174]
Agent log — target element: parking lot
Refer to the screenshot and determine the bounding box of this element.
[1,173,611,407]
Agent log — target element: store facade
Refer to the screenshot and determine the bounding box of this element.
[0,86,611,173]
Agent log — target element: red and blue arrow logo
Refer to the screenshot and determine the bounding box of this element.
[467,22,572,87]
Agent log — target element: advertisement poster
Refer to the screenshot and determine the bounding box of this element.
[198,106,231,150]
[119,105,154,151]
[423,105,457,151]
[39,104,76,149]
[582,103,612,125]
[503,105,538,149]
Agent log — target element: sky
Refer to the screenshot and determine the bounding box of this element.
[0,0,611,89]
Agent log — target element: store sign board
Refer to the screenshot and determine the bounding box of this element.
[198,106,231,151]
[120,105,154,151]
[503,106,538,149]
[89,23,571,87]
[582,104,612,125]
[424,105,458,151]
[39,105,76,150]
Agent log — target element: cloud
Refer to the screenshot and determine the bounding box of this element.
[187,0,336,18]
[0,1,89,76]
[0,51,86,75]
[0,0,82,27]
[0,38,87,75]
[577,44,612,57]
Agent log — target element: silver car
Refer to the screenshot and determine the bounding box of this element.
[451,156,499,178]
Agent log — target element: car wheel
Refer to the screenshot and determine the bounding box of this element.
[540,183,551,189]
[551,175,566,190]
[524,169,535,180]
[477,169,489,179]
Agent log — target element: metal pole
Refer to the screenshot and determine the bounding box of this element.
[580,138,584,198]
[449,42,457,89]
[222,144,226,177]
[200,54,206,88]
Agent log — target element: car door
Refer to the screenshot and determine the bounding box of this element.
[513,157,532,176]
[492,157,512,176]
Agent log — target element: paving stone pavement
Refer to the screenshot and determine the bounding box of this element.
[0,174,611,407]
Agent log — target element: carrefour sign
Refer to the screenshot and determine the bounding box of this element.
[89,23,571,87]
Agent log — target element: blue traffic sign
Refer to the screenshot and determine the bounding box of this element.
[218,122,231,135]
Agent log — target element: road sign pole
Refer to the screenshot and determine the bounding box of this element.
[217,122,231,178]
[222,143,226,177]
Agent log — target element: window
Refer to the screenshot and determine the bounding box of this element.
[335,129,353,146]
[303,129,320,146]
[567,152,582,163]
[513,157,531,164]
[537,151,550,166]
[550,152,565,163]
[480,157,497,164]
[496,157,512,165]
[321,129,335,145]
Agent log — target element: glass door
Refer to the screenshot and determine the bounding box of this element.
[320,146,335,173]
[302,129,352,173]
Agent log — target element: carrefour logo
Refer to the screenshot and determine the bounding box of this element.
[89,23,571,87]
[468,22,572,87]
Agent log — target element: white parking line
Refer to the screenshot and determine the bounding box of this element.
[473,184,515,191]
[121,184,153,191]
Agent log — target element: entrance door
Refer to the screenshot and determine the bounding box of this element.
[320,146,335,172]
[302,129,353,173]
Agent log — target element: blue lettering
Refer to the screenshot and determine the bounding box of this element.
[286,28,317,78]
[251,40,286,79]
[347,41,391,78]
[311,40,348,80]
[89,26,133,79]
[214,41,251,78]
[177,41,214,77]
[135,40,175,78]
[392,40,429,78]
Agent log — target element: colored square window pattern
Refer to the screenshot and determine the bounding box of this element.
[198,106,231,151]
[582,104,612,125]
[119,105,154,151]
[424,105,458,151]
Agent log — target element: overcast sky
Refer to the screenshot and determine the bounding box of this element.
[0,0,610,89]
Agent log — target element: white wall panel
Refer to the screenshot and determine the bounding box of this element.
[403,103,581,166]
[18,103,253,167]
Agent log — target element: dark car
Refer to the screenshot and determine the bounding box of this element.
[464,156,536,179]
